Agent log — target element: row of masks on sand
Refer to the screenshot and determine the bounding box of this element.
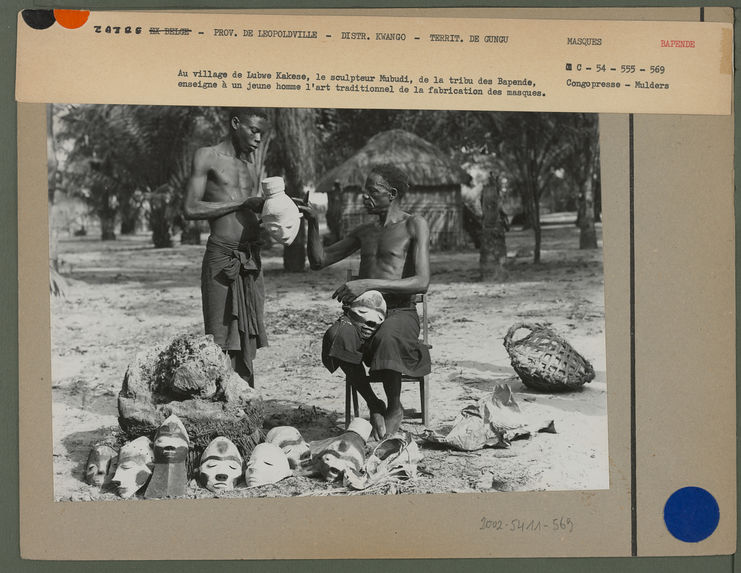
[86,415,423,498]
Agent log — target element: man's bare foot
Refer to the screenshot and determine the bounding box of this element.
[384,404,404,438]
[369,400,386,441]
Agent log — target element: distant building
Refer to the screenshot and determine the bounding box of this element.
[316,129,470,250]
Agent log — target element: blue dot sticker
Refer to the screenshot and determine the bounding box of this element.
[664,487,720,542]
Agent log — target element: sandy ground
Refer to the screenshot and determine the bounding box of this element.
[51,222,608,501]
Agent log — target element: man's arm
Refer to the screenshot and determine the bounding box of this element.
[183,148,258,220]
[301,204,361,270]
[332,216,431,303]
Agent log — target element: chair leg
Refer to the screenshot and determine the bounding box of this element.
[421,375,431,426]
[345,379,352,429]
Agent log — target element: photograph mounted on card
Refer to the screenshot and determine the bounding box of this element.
[16,6,735,561]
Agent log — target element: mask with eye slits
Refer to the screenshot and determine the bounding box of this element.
[244,443,292,487]
[144,414,190,499]
[111,437,154,499]
[310,418,372,482]
[199,437,243,492]
[85,444,118,487]
[260,177,301,246]
[344,290,386,339]
[265,426,310,470]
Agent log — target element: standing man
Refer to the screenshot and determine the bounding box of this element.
[299,164,431,438]
[184,108,270,387]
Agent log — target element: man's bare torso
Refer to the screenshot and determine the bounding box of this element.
[354,214,416,281]
[201,145,260,243]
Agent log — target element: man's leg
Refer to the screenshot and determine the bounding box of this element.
[339,361,386,439]
[229,350,254,388]
[377,369,403,437]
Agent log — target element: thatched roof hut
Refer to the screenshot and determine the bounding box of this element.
[317,130,470,250]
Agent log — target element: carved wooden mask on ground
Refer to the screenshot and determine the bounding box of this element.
[199,437,243,492]
[85,444,118,487]
[265,426,310,469]
[244,443,292,487]
[111,436,154,499]
[144,414,190,499]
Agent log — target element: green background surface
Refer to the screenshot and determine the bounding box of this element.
[3,1,739,571]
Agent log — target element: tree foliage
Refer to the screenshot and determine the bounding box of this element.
[270,108,319,272]
[53,105,599,266]
[55,104,222,245]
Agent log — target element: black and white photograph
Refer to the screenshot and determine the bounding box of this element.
[47,104,607,501]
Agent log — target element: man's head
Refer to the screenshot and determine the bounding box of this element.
[228,107,270,157]
[362,164,409,214]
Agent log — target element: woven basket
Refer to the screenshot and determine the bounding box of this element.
[503,322,595,392]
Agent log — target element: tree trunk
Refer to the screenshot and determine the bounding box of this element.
[533,207,542,264]
[479,175,508,281]
[284,219,307,271]
[150,186,173,248]
[100,211,117,241]
[283,217,307,271]
[518,190,533,230]
[180,221,201,245]
[273,109,317,272]
[47,104,67,297]
[578,166,598,249]
[529,185,541,264]
[593,174,602,223]
[119,191,142,235]
[120,209,139,235]
[325,182,343,243]
[524,162,541,264]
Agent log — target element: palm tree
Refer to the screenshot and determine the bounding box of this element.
[479,173,508,281]
[486,112,573,263]
[57,105,224,247]
[47,103,66,296]
[561,114,600,249]
[270,108,318,272]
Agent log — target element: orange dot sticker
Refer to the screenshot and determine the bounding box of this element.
[53,9,90,29]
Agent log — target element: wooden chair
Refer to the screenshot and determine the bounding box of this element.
[344,270,431,427]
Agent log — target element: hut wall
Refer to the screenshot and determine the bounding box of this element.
[340,185,464,250]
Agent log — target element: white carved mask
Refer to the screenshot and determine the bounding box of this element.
[199,437,243,492]
[244,443,292,487]
[346,290,387,328]
[263,219,300,246]
[261,177,301,246]
[265,426,310,469]
[85,444,118,487]
[111,436,154,499]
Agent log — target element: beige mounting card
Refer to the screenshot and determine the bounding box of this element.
[16,7,735,560]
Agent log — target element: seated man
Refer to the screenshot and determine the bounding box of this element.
[299,164,431,439]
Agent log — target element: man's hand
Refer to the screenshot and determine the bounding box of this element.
[295,202,318,221]
[243,196,265,213]
[332,279,372,304]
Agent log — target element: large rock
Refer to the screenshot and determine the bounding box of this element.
[170,361,218,400]
[118,334,264,476]
[121,346,160,400]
